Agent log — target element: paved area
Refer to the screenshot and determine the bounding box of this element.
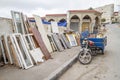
[1,24,120,80]
[0,46,80,80]
[59,24,120,80]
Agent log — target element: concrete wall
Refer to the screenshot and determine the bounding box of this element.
[0,17,13,35]
[95,4,114,24]
[45,11,101,33]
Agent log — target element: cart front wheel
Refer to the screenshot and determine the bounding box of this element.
[78,51,92,65]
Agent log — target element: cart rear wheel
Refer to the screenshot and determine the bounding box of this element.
[78,51,92,65]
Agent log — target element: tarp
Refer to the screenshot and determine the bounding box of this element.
[42,20,51,24]
[29,19,67,27]
[57,21,67,27]
[81,30,90,38]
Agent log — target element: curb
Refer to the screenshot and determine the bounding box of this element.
[43,53,79,80]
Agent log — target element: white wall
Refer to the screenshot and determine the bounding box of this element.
[95,4,114,24]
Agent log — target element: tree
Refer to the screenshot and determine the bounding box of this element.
[88,7,94,10]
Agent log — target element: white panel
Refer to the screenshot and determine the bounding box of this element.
[33,15,53,53]
[51,22,59,33]
[3,34,13,64]
[0,38,8,64]
[30,48,44,64]
[11,34,34,69]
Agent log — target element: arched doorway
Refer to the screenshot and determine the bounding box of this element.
[59,19,66,22]
[48,19,55,22]
[82,15,91,32]
[70,15,80,32]
[93,17,100,33]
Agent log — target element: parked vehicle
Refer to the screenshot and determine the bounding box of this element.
[78,31,107,64]
[78,38,92,64]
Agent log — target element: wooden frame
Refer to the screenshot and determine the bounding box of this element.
[58,34,67,49]
[2,35,13,64]
[66,34,77,47]
[9,35,24,68]
[23,34,44,64]
[11,11,25,34]
[22,15,30,34]
[10,33,33,69]
[47,34,58,52]
[0,37,8,64]
[52,34,64,51]
[23,34,36,50]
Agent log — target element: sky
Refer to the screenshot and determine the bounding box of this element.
[0,0,119,18]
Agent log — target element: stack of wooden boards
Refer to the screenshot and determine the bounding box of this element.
[0,11,80,69]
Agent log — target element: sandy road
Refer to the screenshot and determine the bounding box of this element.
[59,24,120,80]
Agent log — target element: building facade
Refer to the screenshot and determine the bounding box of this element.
[45,14,67,22]
[95,4,114,24]
[67,10,101,33]
[111,12,120,23]
[45,10,101,33]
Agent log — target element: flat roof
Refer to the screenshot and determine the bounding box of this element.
[46,14,67,16]
[68,10,101,14]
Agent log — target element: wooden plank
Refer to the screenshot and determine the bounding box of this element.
[75,37,80,46]
[9,41,20,67]
[1,36,10,64]
[52,34,64,51]
[33,15,53,53]
[74,33,80,46]
[29,27,52,60]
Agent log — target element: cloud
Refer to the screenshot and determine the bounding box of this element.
[27,8,67,17]
[0,0,115,18]
[0,0,64,9]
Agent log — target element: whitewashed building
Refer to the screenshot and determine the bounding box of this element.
[95,4,114,24]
